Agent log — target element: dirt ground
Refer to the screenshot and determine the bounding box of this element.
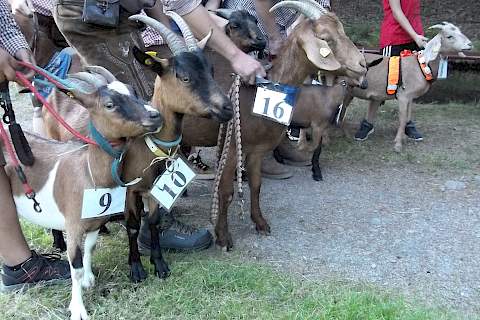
[8,84,480,317]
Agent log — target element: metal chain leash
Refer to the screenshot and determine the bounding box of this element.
[211,75,244,224]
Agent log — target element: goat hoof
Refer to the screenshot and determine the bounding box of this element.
[312,174,323,181]
[255,223,271,236]
[69,302,89,320]
[152,258,170,279]
[81,272,95,289]
[53,239,67,252]
[215,234,233,251]
[394,144,402,153]
[99,225,110,235]
[130,262,147,283]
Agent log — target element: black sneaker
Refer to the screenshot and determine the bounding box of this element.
[354,119,374,141]
[138,210,213,254]
[1,251,71,292]
[405,121,423,141]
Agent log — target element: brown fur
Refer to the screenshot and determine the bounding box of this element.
[182,13,367,249]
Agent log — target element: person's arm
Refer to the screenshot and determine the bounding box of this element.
[0,0,35,80]
[162,0,265,84]
[254,0,283,56]
[145,0,170,27]
[204,0,221,11]
[389,0,427,48]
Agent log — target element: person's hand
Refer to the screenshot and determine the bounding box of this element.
[0,48,19,82]
[14,48,36,80]
[230,50,266,85]
[414,34,429,49]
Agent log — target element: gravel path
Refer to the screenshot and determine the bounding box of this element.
[176,149,480,316]
[9,85,480,316]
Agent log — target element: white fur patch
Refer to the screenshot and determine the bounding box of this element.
[107,81,131,96]
[82,230,99,289]
[14,161,65,231]
[144,104,157,113]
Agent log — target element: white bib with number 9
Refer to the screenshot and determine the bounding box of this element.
[252,87,294,125]
[150,157,196,211]
[81,186,127,219]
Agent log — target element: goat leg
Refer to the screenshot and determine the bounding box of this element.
[215,146,236,250]
[126,195,147,283]
[246,152,271,235]
[394,98,409,153]
[66,228,89,320]
[147,201,170,278]
[311,137,323,181]
[52,229,67,252]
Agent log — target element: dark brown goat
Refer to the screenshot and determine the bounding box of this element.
[181,1,367,250]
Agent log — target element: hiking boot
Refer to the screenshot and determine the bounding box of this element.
[138,210,213,254]
[1,251,71,292]
[261,154,293,180]
[188,150,215,180]
[275,135,312,167]
[354,119,374,141]
[405,121,423,141]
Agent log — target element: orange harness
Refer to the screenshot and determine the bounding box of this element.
[386,50,433,95]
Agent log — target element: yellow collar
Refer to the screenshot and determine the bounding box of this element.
[144,135,178,158]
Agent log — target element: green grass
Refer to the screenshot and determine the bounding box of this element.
[324,100,480,175]
[0,223,460,320]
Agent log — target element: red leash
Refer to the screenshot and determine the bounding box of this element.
[16,72,98,145]
[0,121,41,212]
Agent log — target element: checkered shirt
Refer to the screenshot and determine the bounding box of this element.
[30,0,54,16]
[0,0,30,56]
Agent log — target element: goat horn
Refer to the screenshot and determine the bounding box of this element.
[128,14,187,55]
[428,24,445,30]
[69,72,106,90]
[270,1,321,20]
[165,11,198,52]
[197,29,212,50]
[295,0,328,14]
[211,8,235,20]
[85,66,117,84]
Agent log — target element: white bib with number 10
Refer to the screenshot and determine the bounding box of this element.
[81,186,127,219]
[150,157,196,211]
[252,87,294,125]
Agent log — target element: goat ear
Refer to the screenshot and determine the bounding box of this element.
[132,46,169,75]
[301,38,341,71]
[424,34,441,63]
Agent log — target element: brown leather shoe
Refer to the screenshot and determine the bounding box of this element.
[275,135,312,167]
[261,154,293,180]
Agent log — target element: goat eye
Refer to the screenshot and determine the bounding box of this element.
[447,35,453,39]
[181,76,190,83]
[105,102,115,109]
[230,24,239,29]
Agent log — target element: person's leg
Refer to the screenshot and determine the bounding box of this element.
[0,165,31,266]
[53,0,155,100]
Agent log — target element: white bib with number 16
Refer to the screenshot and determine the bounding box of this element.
[150,157,196,211]
[252,87,294,125]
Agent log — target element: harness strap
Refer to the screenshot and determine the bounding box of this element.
[417,51,433,81]
[387,56,400,95]
[144,135,179,158]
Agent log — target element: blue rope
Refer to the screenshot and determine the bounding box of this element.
[88,121,127,187]
[150,134,182,149]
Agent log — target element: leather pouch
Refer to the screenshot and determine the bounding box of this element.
[82,0,120,28]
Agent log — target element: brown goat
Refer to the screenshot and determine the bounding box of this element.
[42,14,232,282]
[181,0,367,250]
[3,69,163,319]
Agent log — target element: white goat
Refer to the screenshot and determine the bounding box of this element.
[344,22,472,152]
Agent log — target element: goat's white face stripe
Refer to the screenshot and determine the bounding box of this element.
[144,104,157,113]
[108,81,131,96]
